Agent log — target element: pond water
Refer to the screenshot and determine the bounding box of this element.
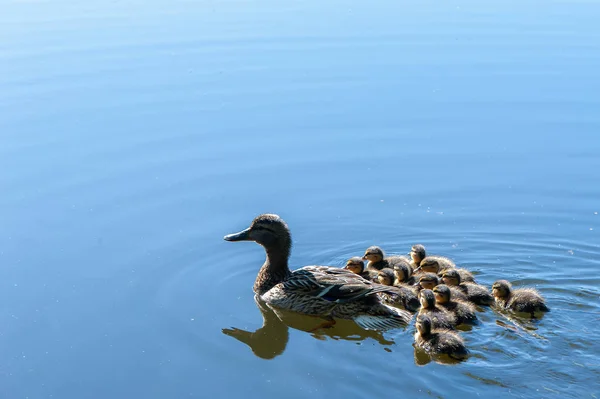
[1,0,600,398]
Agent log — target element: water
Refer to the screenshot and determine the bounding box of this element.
[2,0,600,397]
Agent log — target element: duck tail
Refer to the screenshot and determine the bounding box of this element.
[354,305,412,331]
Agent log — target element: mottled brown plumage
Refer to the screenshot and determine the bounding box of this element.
[224,214,411,330]
[492,280,549,317]
[414,314,469,361]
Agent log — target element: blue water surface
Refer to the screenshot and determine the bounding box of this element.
[1,0,600,398]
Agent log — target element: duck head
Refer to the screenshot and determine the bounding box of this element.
[433,284,451,304]
[410,244,426,265]
[224,214,292,254]
[492,280,511,299]
[344,257,365,274]
[362,246,384,263]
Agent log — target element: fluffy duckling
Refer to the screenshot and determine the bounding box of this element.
[344,257,378,281]
[363,246,410,272]
[393,263,416,286]
[415,258,476,283]
[410,244,456,270]
[376,268,420,312]
[441,270,494,306]
[433,285,478,325]
[414,314,469,361]
[418,289,457,330]
[492,280,549,317]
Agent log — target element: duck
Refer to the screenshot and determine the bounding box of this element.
[393,262,415,286]
[414,258,476,283]
[343,257,378,281]
[376,268,420,312]
[409,244,456,271]
[432,285,478,325]
[492,280,549,317]
[224,214,412,331]
[441,269,494,306]
[414,314,469,361]
[418,289,457,330]
[363,246,412,272]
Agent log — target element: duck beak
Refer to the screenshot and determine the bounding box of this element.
[413,266,422,273]
[224,227,252,241]
[361,255,368,260]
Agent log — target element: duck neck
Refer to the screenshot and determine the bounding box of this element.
[254,241,292,295]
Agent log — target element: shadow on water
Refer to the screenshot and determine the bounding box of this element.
[222,295,397,359]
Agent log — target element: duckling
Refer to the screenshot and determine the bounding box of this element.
[363,246,411,272]
[410,244,456,271]
[441,269,494,306]
[343,257,378,281]
[414,314,469,361]
[433,285,478,325]
[492,280,549,317]
[393,263,416,286]
[224,214,412,331]
[418,289,457,330]
[376,268,420,312]
[414,258,476,283]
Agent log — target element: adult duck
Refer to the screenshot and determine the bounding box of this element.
[224,214,411,330]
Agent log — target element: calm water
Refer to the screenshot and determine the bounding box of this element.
[2,0,600,397]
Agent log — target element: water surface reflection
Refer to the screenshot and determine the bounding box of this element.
[223,295,397,359]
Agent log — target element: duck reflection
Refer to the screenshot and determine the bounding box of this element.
[222,295,397,359]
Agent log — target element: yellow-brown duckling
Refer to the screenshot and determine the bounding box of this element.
[410,244,456,271]
[376,268,420,312]
[492,280,549,317]
[441,270,494,306]
[363,246,411,272]
[418,289,457,330]
[343,257,378,281]
[415,258,475,283]
[393,262,416,286]
[433,285,478,325]
[414,314,469,361]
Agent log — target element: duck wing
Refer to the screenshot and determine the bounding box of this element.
[283,266,391,303]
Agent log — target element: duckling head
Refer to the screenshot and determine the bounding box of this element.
[419,289,436,309]
[433,285,451,304]
[417,273,440,290]
[416,314,432,337]
[393,263,411,283]
[377,268,395,286]
[492,280,512,299]
[414,258,440,274]
[362,246,384,263]
[344,257,365,274]
[410,244,427,265]
[224,214,292,254]
[441,269,461,287]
